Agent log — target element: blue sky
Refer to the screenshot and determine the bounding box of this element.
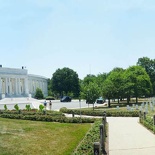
[0,0,155,79]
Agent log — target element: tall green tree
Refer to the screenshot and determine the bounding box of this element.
[102,78,115,107]
[47,78,52,96]
[81,82,100,110]
[96,73,107,84]
[82,74,96,85]
[105,67,125,103]
[123,66,152,104]
[80,73,107,97]
[52,67,80,97]
[137,57,155,95]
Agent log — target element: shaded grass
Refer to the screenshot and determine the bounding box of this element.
[0,118,91,155]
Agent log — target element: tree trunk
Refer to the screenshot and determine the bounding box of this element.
[136,97,138,104]
[60,92,63,98]
[108,98,111,108]
[118,97,120,104]
[127,96,130,104]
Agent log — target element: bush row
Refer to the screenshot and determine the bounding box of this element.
[73,120,101,155]
[140,116,154,131]
[0,113,96,123]
[0,110,64,116]
[60,107,139,117]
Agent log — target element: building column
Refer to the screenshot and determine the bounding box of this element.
[5,78,8,94]
[15,78,18,95]
[24,77,29,96]
[9,78,12,95]
[0,77,2,95]
[18,78,21,95]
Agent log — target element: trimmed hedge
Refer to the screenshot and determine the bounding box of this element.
[73,120,101,155]
[46,96,55,100]
[0,110,64,116]
[140,116,154,131]
[60,107,139,117]
[0,110,96,123]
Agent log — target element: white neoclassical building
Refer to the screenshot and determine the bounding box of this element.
[0,66,48,99]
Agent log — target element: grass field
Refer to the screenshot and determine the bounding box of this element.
[0,118,91,155]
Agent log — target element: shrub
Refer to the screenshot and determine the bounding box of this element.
[60,108,139,117]
[39,104,44,112]
[60,107,68,112]
[25,104,31,111]
[14,104,19,111]
[140,116,154,131]
[4,105,7,111]
[73,120,101,154]
[46,96,55,100]
[0,110,96,123]
[35,88,44,99]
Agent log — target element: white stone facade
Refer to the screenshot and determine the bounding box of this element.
[0,67,48,99]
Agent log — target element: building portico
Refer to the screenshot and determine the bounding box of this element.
[0,66,48,99]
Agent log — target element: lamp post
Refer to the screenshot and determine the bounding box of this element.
[87,89,90,108]
[79,97,81,120]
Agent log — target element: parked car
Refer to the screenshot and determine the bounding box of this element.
[96,97,106,104]
[60,96,72,102]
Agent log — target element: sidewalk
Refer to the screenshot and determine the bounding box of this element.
[0,97,43,110]
[108,117,155,155]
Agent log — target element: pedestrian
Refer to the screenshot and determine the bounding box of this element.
[49,100,52,110]
[44,100,47,109]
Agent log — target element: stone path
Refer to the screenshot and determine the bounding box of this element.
[108,117,155,155]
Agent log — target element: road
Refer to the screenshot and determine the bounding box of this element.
[0,98,103,110]
[43,100,95,111]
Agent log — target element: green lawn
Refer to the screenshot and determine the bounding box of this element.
[0,118,91,155]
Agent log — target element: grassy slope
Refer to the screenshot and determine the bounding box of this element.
[0,118,91,155]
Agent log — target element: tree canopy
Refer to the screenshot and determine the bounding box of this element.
[80,82,100,110]
[51,67,80,97]
[137,57,155,95]
[48,56,155,102]
[102,67,125,106]
[123,65,152,103]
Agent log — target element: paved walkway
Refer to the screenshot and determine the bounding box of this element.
[108,117,155,155]
[0,97,43,110]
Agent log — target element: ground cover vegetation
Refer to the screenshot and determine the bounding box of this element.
[73,120,102,155]
[0,105,107,154]
[60,98,152,117]
[60,107,139,117]
[0,117,92,155]
[48,57,155,108]
[0,108,96,123]
[139,103,155,133]
[140,115,155,132]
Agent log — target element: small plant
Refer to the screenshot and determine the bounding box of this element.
[39,104,44,112]
[4,104,8,111]
[35,88,44,99]
[14,104,19,111]
[25,104,31,111]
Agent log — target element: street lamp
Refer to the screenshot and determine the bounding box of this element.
[79,97,81,120]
